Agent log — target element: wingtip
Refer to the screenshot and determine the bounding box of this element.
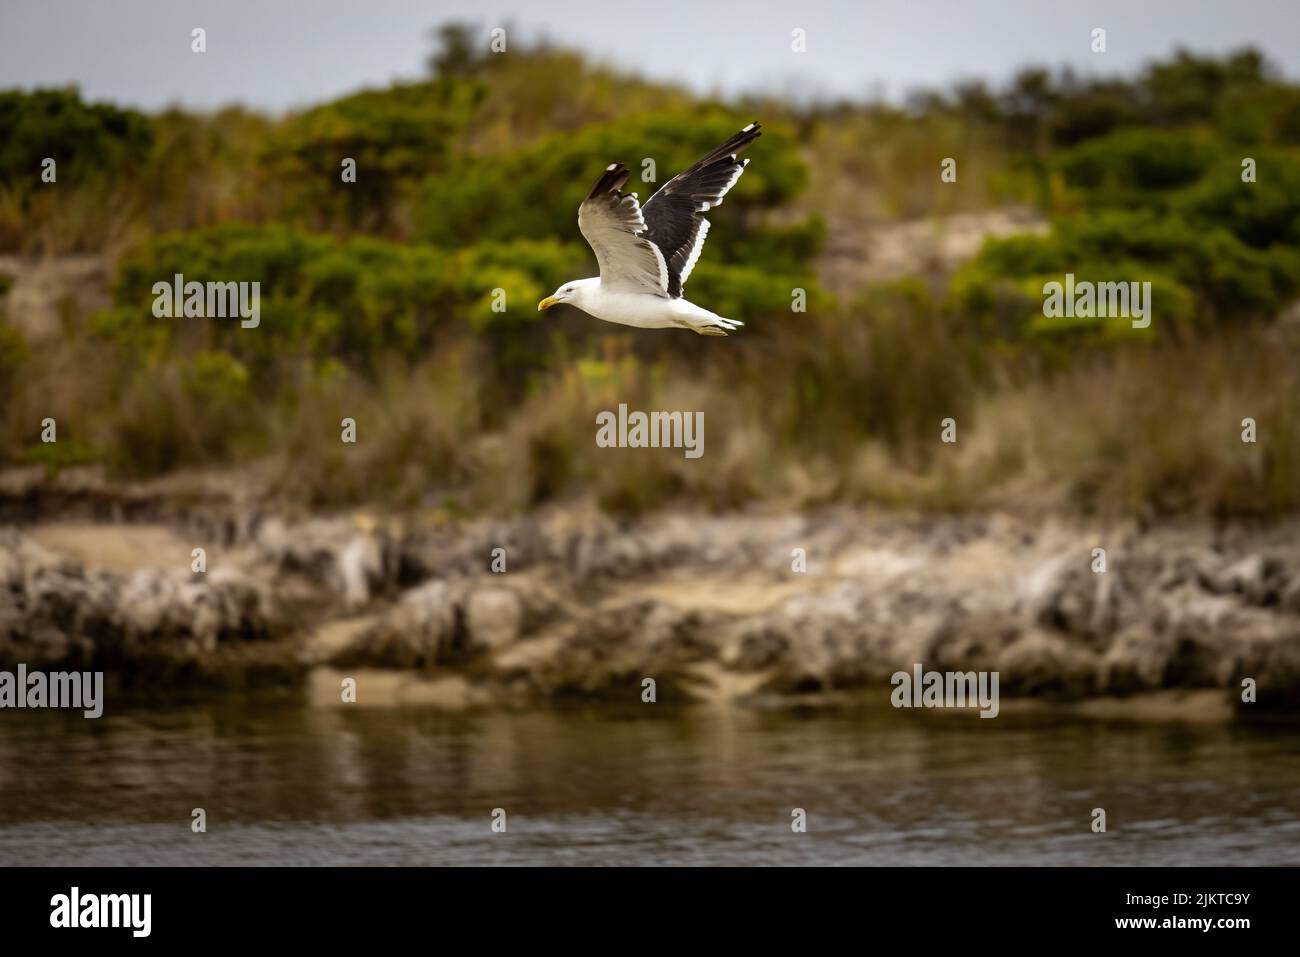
[586,162,631,201]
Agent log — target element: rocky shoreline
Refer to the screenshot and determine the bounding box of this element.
[2,470,1299,712]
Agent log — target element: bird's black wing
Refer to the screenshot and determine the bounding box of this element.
[641,122,761,298]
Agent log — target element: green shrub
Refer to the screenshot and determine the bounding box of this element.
[965,210,1299,328]
[1053,128,1217,203]
[413,113,815,272]
[1178,148,1300,249]
[94,224,583,371]
[261,81,482,233]
[0,88,155,252]
[0,88,153,185]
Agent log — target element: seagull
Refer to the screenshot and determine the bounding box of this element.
[538,122,762,336]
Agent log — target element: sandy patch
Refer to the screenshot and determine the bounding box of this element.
[612,572,807,615]
[27,522,194,572]
[303,615,383,664]
[309,667,485,710]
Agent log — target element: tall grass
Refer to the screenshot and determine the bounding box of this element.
[4,277,1297,520]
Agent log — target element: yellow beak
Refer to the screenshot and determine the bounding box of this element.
[538,295,561,311]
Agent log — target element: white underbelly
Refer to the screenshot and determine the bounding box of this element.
[586,290,694,329]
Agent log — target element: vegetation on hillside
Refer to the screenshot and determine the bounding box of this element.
[1,29,1297,518]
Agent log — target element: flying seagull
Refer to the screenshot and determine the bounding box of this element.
[538,122,762,336]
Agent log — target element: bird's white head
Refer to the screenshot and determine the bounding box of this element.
[538,277,598,313]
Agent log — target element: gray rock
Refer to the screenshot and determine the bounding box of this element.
[465,587,523,653]
[0,529,284,669]
[8,506,1300,710]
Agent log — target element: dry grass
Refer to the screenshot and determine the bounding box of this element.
[841,329,1300,517]
[4,280,1297,522]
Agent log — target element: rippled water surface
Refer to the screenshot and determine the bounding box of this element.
[1,696,1297,865]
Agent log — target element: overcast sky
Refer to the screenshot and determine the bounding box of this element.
[2,0,1297,113]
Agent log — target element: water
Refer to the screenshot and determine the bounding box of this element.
[1,695,1297,865]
